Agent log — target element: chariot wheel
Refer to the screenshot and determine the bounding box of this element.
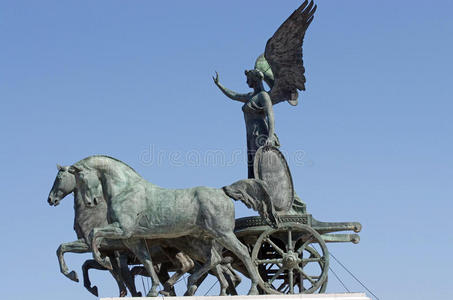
[251,223,329,294]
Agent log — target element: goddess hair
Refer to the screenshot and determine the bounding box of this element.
[244,69,264,81]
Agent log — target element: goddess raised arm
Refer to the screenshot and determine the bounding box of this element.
[213,71,252,103]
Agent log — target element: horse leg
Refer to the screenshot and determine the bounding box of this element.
[217,263,240,295]
[156,263,176,296]
[161,251,194,296]
[193,268,208,290]
[56,239,90,282]
[117,253,142,297]
[81,256,127,297]
[110,254,127,297]
[82,259,102,297]
[217,232,259,295]
[92,225,158,297]
[223,262,241,295]
[131,264,172,296]
[124,239,160,297]
[157,247,178,296]
[217,256,241,295]
[184,244,222,296]
[212,243,230,296]
[212,265,229,296]
[90,223,128,270]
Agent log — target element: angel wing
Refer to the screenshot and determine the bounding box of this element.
[259,0,317,106]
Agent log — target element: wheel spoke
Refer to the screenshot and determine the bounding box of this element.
[256,258,283,265]
[296,267,316,285]
[288,229,293,251]
[301,246,322,267]
[301,257,321,263]
[277,281,287,291]
[296,236,314,255]
[299,271,304,291]
[289,268,294,294]
[268,265,285,284]
[265,238,285,256]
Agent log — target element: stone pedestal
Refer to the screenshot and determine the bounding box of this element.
[102,293,371,300]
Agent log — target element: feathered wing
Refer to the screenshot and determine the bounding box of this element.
[264,0,317,105]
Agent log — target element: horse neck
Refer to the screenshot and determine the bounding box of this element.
[85,156,144,200]
[72,189,109,241]
[72,190,86,212]
[71,190,85,239]
[83,156,141,181]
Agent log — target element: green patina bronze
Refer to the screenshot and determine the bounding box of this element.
[47,1,362,297]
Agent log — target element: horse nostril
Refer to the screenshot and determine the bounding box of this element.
[93,197,98,205]
[48,197,52,204]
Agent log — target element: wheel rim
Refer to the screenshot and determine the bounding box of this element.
[252,223,329,294]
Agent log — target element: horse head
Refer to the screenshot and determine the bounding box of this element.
[48,164,76,206]
[69,165,104,208]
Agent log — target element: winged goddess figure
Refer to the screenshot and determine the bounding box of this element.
[213,0,317,179]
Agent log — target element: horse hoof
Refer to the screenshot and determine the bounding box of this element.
[67,271,79,282]
[102,257,113,270]
[88,286,99,297]
[247,286,259,295]
[162,283,175,296]
[134,292,142,297]
[146,290,159,297]
[184,285,197,296]
[119,289,127,297]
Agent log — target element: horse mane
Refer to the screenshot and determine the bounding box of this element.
[74,155,141,178]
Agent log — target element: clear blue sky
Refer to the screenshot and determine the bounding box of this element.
[1,1,452,299]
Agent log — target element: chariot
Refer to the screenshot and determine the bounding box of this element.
[229,146,362,294]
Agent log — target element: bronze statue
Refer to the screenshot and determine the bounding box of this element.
[48,1,364,296]
[213,0,317,178]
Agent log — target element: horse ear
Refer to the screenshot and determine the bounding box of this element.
[68,165,82,174]
[56,164,63,171]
